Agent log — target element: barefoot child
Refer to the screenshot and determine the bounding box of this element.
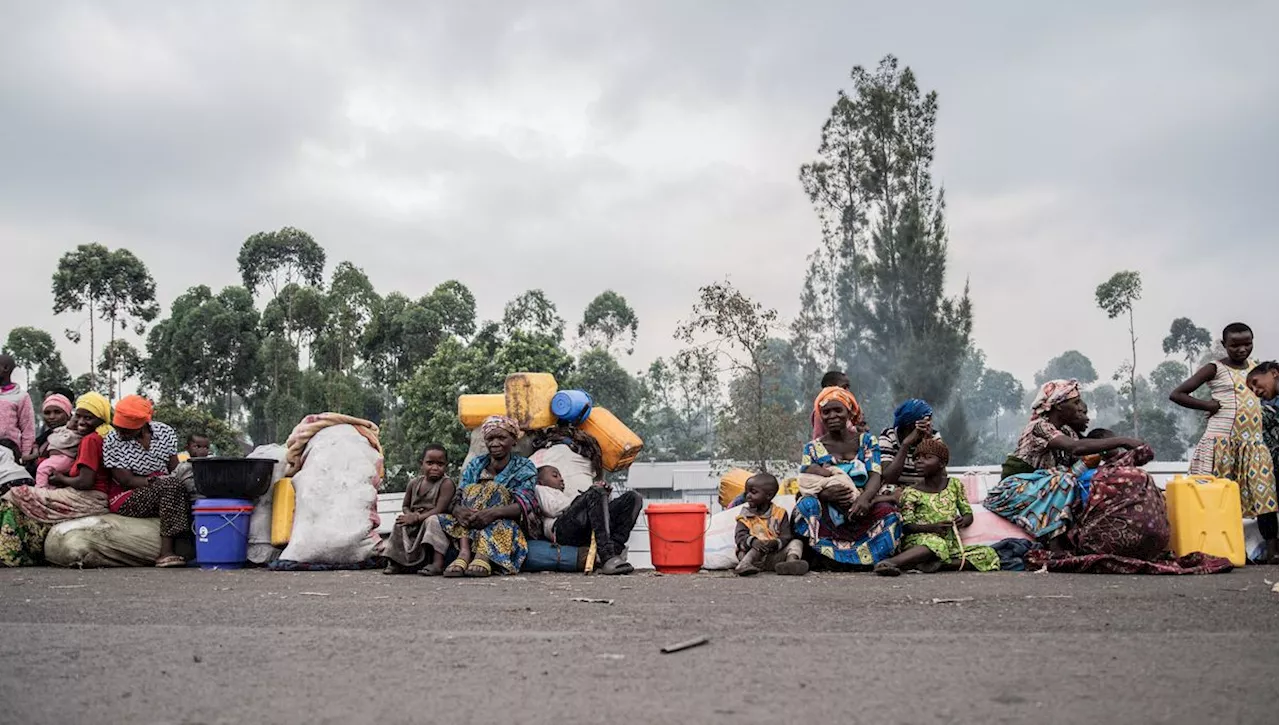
[1172,323,1277,563]
[734,473,808,576]
[384,444,455,575]
[874,439,999,576]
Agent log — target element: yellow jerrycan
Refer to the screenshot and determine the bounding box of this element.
[458,394,508,430]
[1164,474,1246,567]
[579,406,644,471]
[504,373,558,431]
[270,477,296,548]
[718,468,752,509]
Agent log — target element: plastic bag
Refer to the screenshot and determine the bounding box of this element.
[279,425,382,565]
[245,444,288,565]
[703,495,797,570]
[530,444,596,497]
[44,514,194,568]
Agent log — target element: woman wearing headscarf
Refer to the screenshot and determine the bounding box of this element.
[879,398,943,492]
[0,393,112,566]
[983,379,1141,548]
[102,394,188,568]
[431,416,539,577]
[792,387,903,568]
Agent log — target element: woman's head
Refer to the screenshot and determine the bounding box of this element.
[1032,379,1088,431]
[915,438,950,476]
[1222,322,1254,365]
[814,386,862,433]
[893,398,933,438]
[42,394,73,429]
[73,392,112,437]
[480,415,521,459]
[112,394,154,440]
[1248,361,1279,400]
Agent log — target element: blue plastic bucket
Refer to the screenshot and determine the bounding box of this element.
[551,390,593,425]
[192,498,254,570]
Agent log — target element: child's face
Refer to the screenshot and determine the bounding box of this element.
[537,467,564,490]
[744,482,774,508]
[43,406,70,429]
[421,449,448,480]
[187,437,211,459]
[1224,331,1254,364]
[1248,370,1278,400]
[917,453,944,477]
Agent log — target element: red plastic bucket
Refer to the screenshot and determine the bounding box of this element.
[645,503,708,574]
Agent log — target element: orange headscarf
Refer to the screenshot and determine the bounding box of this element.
[113,394,154,429]
[814,386,863,425]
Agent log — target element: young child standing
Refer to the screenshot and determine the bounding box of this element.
[734,473,808,576]
[0,354,35,462]
[384,444,455,575]
[874,439,999,576]
[1172,323,1277,563]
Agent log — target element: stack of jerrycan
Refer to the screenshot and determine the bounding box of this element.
[456,372,643,472]
[1164,474,1246,566]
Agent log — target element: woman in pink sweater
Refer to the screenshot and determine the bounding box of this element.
[0,355,35,460]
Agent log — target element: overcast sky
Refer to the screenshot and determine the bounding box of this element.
[2,1,1276,392]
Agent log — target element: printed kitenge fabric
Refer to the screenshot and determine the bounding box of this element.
[984,467,1078,541]
[1026,446,1233,575]
[1189,361,1277,517]
[436,454,539,574]
[0,502,53,567]
[792,497,901,567]
[899,477,998,572]
[801,433,882,484]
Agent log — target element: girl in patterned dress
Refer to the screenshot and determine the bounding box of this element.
[1172,323,1277,563]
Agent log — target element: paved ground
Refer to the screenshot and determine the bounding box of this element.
[0,566,1276,725]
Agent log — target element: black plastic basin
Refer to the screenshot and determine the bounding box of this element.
[190,457,277,500]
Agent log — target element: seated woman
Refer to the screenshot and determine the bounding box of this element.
[983,379,1141,549]
[878,398,942,492]
[792,387,902,568]
[1025,444,1233,574]
[102,395,188,568]
[431,416,538,577]
[0,393,112,567]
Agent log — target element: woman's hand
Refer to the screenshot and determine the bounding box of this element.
[848,494,873,518]
[467,509,495,529]
[954,513,974,529]
[904,420,930,447]
[454,507,477,527]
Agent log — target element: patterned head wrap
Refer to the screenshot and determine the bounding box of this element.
[893,398,933,429]
[42,393,73,417]
[75,392,113,437]
[1031,379,1082,419]
[113,394,154,429]
[481,415,522,441]
[814,386,863,425]
[915,438,950,467]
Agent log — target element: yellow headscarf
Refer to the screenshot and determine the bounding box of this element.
[75,392,113,437]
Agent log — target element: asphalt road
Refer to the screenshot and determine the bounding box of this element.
[1,566,1276,725]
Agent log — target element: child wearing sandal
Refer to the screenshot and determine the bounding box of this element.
[734,473,808,576]
[384,444,455,575]
[874,439,999,576]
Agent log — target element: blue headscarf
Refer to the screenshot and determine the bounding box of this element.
[893,399,933,429]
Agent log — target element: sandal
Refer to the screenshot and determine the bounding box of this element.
[465,559,493,578]
[156,555,186,569]
[443,558,469,578]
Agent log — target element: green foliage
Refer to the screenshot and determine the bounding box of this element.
[566,348,640,422]
[145,285,260,412]
[31,354,72,399]
[314,261,378,376]
[1163,318,1212,371]
[1097,270,1144,435]
[503,290,565,340]
[794,54,971,425]
[97,339,143,400]
[362,282,478,391]
[942,403,978,467]
[52,244,160,390]
[635,350,719,461]
[237,227,326,298]
[578,291,639,356]
[153,402,245,456]
[399,337,484,472]
[1035,350,1099,386]
[3,327,58,386]
[1111,407,1187,461]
